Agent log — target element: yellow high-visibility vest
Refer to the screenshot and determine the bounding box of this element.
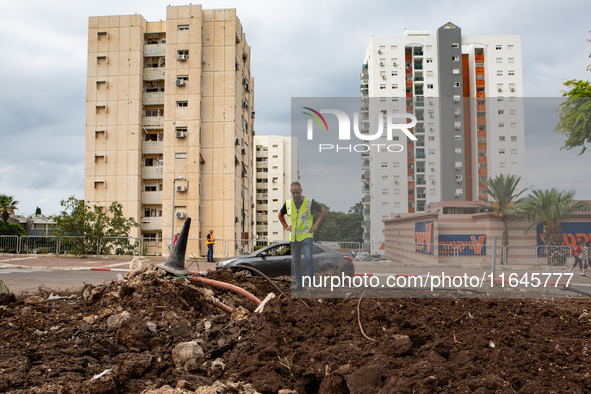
[206,234,215,245]
[286,197,314,242]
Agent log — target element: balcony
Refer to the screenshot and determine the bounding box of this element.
[475,80,485,87]
[142,116,164,128]
[475,54,485,62]
[416,179,426,185]
[416,141,425,147]
[141,191,162,205]
[406,80,413,87]
[415,127,425,133]
[477,129,487,138]
[416,167,426,173]
[477,143,487,151]
[143,44,166,57]
[414,64,423,70]
[475,67,485,75]
[413,51,424,56]
[415,90,424,95]
[256,215,268,222]
[143,68,165,81]
[143,92,164,105]
[256,161,268,169]
[416,154,426,159]
[414,76,424,82]
[405,55,412,62]
[417,194,426,199]
[476,91,486,98]
[477,118,487,126]
[256,225,268,232]
[478,168,488,177]
[477,104,486,112]
[142,166,163,180]
[256,193,268,200]
[140,217,163,231]
[363,195,371,203]
[142,140,163,154]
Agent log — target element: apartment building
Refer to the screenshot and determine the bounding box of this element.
[254,135,299,242]
[361,22,525,246]
[85,5,254,256]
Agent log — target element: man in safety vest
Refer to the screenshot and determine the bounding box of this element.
[206,229,215,262]
[278,182,326,291]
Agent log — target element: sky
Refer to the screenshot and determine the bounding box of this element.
[1,0,590,215]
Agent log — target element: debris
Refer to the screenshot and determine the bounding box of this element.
[92,368,113,380]
[254,292,276,313]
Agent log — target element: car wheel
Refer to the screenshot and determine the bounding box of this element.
[235,267,254,277]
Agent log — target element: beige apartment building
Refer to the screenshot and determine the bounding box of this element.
[85,5,254,256]
[253,136,299,242]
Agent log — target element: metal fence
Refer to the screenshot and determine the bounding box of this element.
[0,235,581,267]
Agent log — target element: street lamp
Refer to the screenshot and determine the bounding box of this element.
[171,176,186,249]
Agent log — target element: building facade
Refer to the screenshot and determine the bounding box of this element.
[361,22,525,247]
[85,5,255,256]
[254,135,298,242]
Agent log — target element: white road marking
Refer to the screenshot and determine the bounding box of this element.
[0,257,39,262]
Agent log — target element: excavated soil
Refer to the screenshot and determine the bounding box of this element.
[1,265,591,393]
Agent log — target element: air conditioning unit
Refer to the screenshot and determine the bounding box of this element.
[454,112,460,117]
[455,166,461,170]
[176,131,187,138]
[454,125,461,130]
[176,79,185,86]
[498,88,503,92]
[454,193,461,197]
[177,53,187,61]
[380,62,384,66]
[381,76,386,80]
[431,180,436,184]
[394,180,399,184]
[510,88,515,92]
[456,177,462,183]
[235,137,240,145]
[241,147,247,155]
[176,185,187,192]
[392,62,397,67]
[453,97,460,103]
[176,211,186,219]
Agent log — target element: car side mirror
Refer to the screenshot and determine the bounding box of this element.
[258,251,268,258]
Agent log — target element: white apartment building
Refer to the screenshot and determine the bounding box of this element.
[361,22,525,246]
[254,135,299,242]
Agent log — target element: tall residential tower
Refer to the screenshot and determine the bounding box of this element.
[85,5,254,256]
[361,22,525,246]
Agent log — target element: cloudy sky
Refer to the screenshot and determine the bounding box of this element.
[1,0,590,215]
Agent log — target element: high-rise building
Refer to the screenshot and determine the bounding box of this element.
[254,135,299,242]
[85,5,254,256]
[361,22,525,246]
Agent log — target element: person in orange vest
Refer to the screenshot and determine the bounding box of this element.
[206,229,215,262]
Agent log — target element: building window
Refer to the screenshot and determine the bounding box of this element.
[178,25,189,31]
[455,148,462,154]
[499,122,505,128]
[453,82,460,87]
[392,71,398,76]
[511,136,517,142]
[452,68,460,75]
[452,56,459,61]
[381,162,388,168]
[175,153,187,159]
[392,84,398,89]
[427,84,433,89]
[176,101,188,107]
[500,162,506,168]
[508,70,515,76]
[499,136,505,141]
[272,144,278,148]
[496,57,503,63]
[499,149,506,154]
[508,57,515,63]
[511,149,517,154]
[498,109,504,115]
[380,85,386,89]
[496,45,502,50]
[497,70,503,76]
[426,58,433,63]
[451,43,459,48]
[454,135,462,141]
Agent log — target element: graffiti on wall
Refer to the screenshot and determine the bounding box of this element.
[439,234,487,256]
[414,221,434,255]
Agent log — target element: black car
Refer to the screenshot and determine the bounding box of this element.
[215,241,355,277]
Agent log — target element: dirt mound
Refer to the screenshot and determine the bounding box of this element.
[1,266,591,393]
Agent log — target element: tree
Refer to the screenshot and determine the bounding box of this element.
[0,221,26,236]
[0,195,19,222]
[478,174,528,264]
[314,201,363,244]
[555,79,591,154]
[54,196,139,255]
[513,188,590,264]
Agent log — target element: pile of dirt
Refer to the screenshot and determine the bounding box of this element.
[1,264,591,393]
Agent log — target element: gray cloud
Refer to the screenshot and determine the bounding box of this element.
[1,0,590,215]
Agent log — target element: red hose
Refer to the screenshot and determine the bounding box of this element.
[192,276,261,306]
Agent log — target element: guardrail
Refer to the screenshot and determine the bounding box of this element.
[0,235,581,266]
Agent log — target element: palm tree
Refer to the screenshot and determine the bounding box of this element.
[0,194,19,222]
[513,188,590,265]
[478,175,528,264]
